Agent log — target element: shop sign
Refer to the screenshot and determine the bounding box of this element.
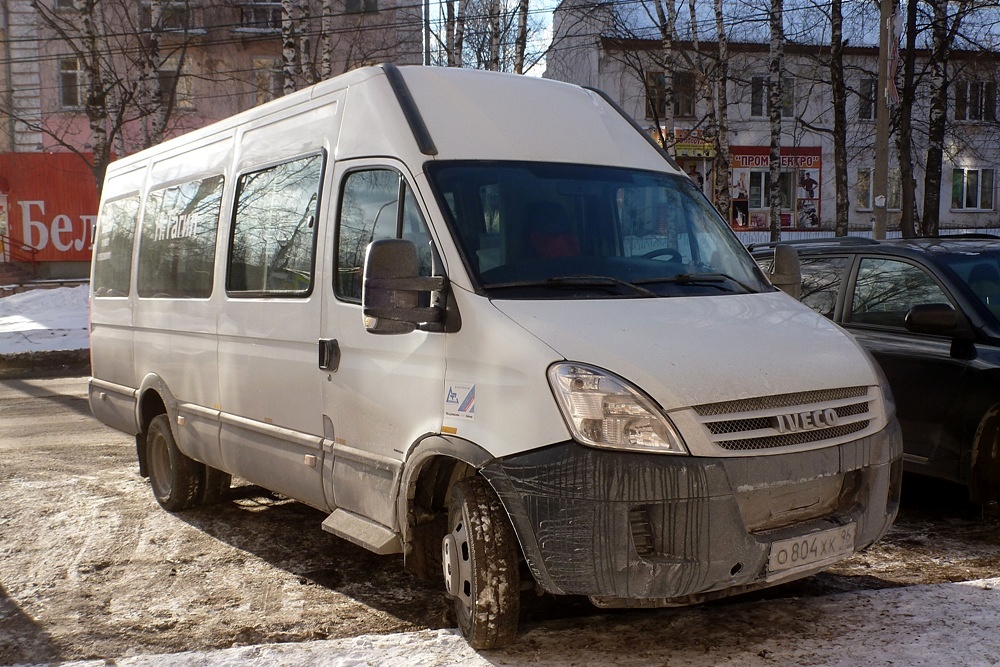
[0,153,99,262]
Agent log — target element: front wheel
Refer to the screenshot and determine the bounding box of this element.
[146,414,204,511]
[441,477,520,649]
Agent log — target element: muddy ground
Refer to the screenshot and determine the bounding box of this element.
[1,376,999,665]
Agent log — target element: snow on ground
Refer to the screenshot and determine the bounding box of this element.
[0,285,89,354]
[40,577,1000,667]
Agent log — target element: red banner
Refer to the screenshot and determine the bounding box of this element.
[0,152,100,262]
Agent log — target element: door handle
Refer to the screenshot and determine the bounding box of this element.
[319,338,341,371]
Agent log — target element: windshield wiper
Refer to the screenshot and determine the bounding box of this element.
[637,273,756,293]
[487,275,659,297]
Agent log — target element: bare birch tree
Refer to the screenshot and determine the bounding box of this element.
[768,0,785,241]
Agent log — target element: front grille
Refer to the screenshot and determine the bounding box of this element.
[690,385,880,453]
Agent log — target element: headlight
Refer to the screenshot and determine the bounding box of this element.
[547,362,688,454]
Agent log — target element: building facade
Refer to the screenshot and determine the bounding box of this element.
[0,0,423,279]
[545,0,1000,238]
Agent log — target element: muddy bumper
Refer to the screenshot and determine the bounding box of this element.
[480,419,902,602]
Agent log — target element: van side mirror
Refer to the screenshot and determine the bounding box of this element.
[904,303,974,340]
[769,245,802,299]
[363,239,448,335]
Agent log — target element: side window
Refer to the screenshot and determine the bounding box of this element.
[848,258,951,329]
[93,194,140,297]
[799,256,849,319]
[228,154,324,296]
[137,175,224,298]
[336,168,434,301]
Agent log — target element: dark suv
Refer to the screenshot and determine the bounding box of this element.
[751,236,1000,503]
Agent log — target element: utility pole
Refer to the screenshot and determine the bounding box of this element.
[872,0,896,239]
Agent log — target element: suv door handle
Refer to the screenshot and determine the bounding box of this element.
[319,338,341,372]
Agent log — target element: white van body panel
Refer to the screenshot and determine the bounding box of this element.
[491,291,875,409]
[87,66,902,631]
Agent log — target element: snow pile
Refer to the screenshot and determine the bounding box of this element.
[44,577,1000,667]
[0,285,89,355]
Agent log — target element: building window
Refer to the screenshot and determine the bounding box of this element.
[673,71,696,118]
[955,81,997,122]
[55,0,77,9]
[241,0,281,30]
[159,58,195,111]
[141,1,193,31]
[751,76,795,118]
[748,171,794,210]
[952,168,995,211]
[859,77,876,120]
[856,168,902,211]
[59,57,84,109]
[253,58,282,105]
[646,71,697,120]
[345,0,378,13]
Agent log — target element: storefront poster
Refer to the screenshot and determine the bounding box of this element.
[729,146,822,231]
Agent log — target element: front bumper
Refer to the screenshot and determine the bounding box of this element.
[480,418,902,603]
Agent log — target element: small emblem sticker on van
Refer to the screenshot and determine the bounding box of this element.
[445,383,476,421]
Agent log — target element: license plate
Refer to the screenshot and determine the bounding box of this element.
[767,524,857,576]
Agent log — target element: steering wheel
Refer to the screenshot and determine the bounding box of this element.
[641,247,682,261]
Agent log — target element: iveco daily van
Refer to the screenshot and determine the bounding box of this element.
[89,64,902,648]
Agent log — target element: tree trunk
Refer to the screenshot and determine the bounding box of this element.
[454,0,468,68]
[897,0,918,237]
[281,0,297,95]
[922,0,949,237]
[299,1,315,85]
[712,0,731,223]
[488,0,501,71]
[767,0,784,242]
[321,0,333,79]
[514,0,529,74]
[652,0,677,152]
[830,0,849,236]
[446,0,456,67]
[79,0,112,195]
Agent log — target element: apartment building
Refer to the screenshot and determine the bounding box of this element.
[0,0,422,278]
[545,0,1000,236]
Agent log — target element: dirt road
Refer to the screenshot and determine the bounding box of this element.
[2,376,998,665]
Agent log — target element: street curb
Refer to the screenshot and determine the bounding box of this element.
[0,349,90,379]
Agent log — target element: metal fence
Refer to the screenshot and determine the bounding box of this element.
[734,227,1000,246]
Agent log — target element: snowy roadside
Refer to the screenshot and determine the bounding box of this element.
[0,284,89,356]
[0,285,90,377]
[38,577,1000,667]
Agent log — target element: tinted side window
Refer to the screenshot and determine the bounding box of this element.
[227,154,324,296]
[336,169,434,301]
[849,258,950,328]
[137,175,224,298]
[799,256,848,319]
[93,195,140,297]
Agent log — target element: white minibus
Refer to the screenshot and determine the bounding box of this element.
[89,64,902,648]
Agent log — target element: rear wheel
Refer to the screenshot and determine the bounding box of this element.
[442,477,520,649]
[146,414,204,511]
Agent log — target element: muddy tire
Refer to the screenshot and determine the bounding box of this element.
[442,477,519,649]
[146,414,204,511]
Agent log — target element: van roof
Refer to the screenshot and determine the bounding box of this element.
[105,65,675,182]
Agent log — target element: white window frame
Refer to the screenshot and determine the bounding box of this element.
[859,77,876,121]
[751,76,795,119]
[855,168,902,212]
[954,80,997,122]
[159,58,195,111]
[59,56,84,109]
[952,167,995,211]
[253,58,282,105]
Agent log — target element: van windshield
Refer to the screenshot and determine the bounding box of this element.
[426,161,770,298]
